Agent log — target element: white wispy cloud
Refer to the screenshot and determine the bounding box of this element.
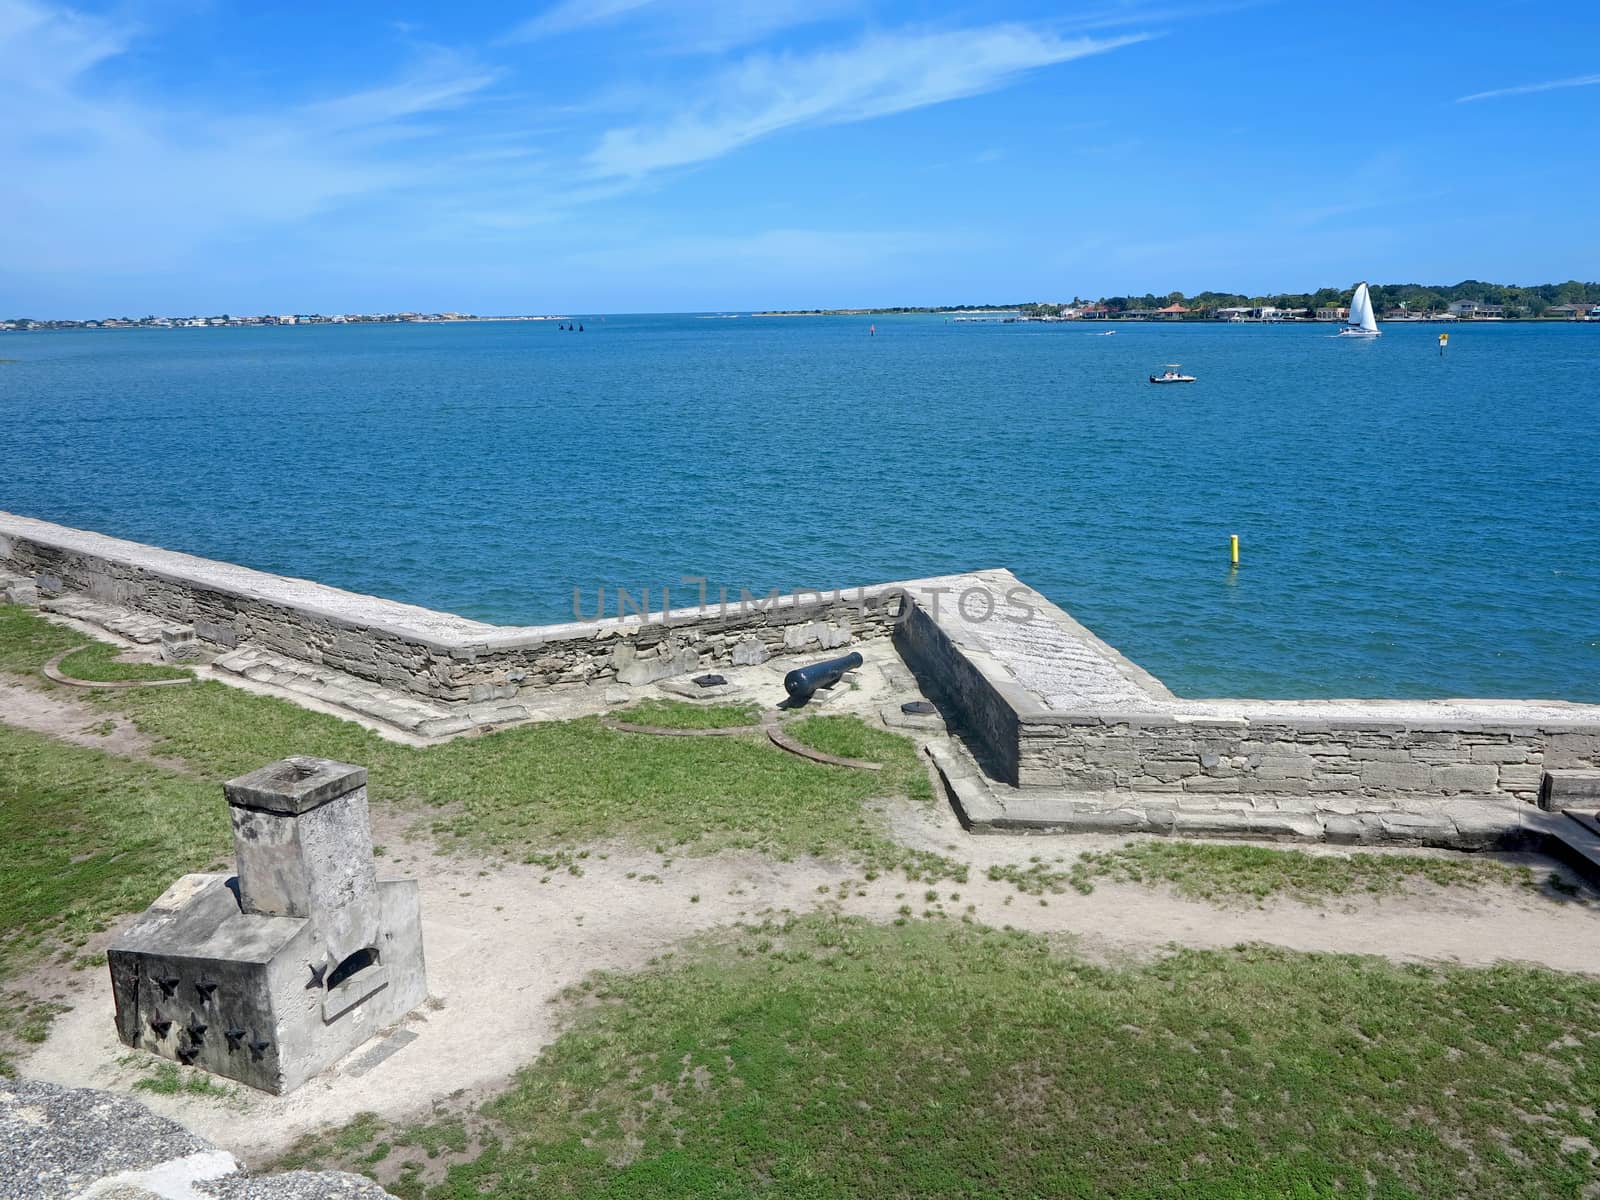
[503,0,859,54]
[501,0,656,42]
[0,0,510,272]
[1457,72,1600,103]
[585,26,1150,179]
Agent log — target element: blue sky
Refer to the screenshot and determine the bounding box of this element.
[4,0,1597,315]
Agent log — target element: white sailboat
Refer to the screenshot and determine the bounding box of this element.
[1338,281,1380,337]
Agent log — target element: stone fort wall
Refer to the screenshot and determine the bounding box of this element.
[891,572,1600,811]
[1014,714,1600,810]
[8,511,1600,811]
[0,512,904,703]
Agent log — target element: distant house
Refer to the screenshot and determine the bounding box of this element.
[1155,303,1187,320]
[1214,306,1251,321]
[1447,300,1505,318]
[1315,307,1349,322]
[1545,304,1581,320]
[1079,305,1111,320]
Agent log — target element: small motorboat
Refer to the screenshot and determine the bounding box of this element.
[1149,363,1196,384]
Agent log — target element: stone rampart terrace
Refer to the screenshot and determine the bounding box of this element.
[6,512,1600,847]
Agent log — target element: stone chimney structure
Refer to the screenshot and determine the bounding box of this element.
[108,758,426,1094]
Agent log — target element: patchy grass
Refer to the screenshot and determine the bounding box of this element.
[1074,840,1540,904]
[130,1058,234,1098]
[977,841,1546,904]
[0,723,231,1067]
[54,642,193,683]
[288,914,1600,1199]
[0,992,69,1076]
[612,698,760,729]
[0,602,83,674]
[275,1112,391,1170]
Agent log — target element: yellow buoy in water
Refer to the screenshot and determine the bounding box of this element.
[1230,534,1240,566]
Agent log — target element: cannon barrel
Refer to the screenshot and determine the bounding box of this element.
[783,652,864,704]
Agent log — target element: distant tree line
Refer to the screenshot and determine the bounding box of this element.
[1016,280,1600,319]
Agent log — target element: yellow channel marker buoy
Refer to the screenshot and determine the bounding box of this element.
[1230,534,1240,566]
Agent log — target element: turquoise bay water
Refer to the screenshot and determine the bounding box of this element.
[3,316,1597,701]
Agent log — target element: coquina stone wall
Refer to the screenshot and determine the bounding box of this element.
[1016,715,1600,807]
[0,513,903,704]
[891,566,1600,807]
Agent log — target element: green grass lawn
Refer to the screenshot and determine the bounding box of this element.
[611,699,761,729]
[280,914,1600,1200]
[51,642,194,684]
[0,723,231,1073]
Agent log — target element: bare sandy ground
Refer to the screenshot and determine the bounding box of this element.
[0,673,191,769]
[6,680,1600,1167]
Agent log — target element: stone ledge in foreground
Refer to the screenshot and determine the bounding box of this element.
[0,1077,394,1200]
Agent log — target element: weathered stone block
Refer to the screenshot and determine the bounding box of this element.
[1469,744,1530,764]
[1497,764,1543,790]
[1431,763,1500,795]
[1351,748,1411,762]
[1256,759,1314,780]
[1539,770,1600,811]
[731,637,769,666]
[1359,761,1434,792]
[1546,734,1600,770]
[1443,799,1517,848]
[1308,773,1362,793]
[159,626,202,663]
[1170,810,1321,839]
[1142,759,1202,781]
[1376,811,1457,845]
[1322,815,1380,845]
[614,644,700,685]
[194,615,233,646]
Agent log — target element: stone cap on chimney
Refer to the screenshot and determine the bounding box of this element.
[223,756,368,816]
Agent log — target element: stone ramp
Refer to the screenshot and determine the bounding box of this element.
[916,570,1169,712]
[914,572,1600,727]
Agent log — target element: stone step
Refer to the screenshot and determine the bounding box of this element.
[39,595,168,644]
[212,644,531,737]
[1539,770,1600,811]
[213,646,447,733]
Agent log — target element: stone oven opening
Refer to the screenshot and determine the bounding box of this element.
[327,946,380,991]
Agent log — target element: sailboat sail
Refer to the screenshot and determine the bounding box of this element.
[1347,283,1378,333]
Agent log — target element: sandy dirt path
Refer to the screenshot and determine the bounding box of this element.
[0,675,191,769]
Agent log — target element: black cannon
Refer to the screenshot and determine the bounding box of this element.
[783,651,864,704]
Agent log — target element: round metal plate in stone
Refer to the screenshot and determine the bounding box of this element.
[901,701,937,715]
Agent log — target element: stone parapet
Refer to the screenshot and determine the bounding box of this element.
[897,571,1600,807]
[0,511,907,704]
